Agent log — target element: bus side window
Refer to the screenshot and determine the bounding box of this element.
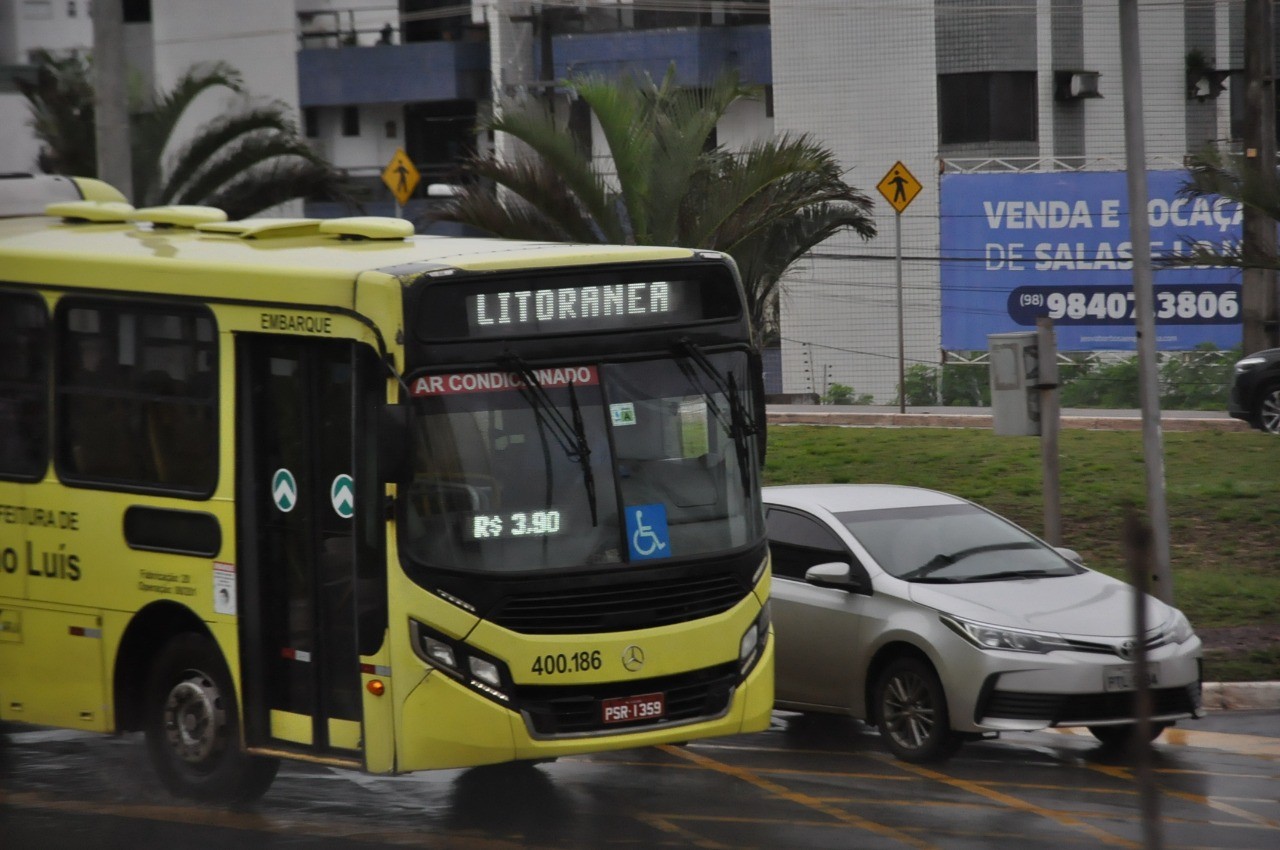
[56,299,217,496]
[0,291,49,479]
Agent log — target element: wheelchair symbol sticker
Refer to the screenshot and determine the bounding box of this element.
[626,503,671,561]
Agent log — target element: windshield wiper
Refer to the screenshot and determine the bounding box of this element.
[954,569,1060,583]
[898,542,1048,581]
[501,354,598,526]
[674,339,758,492]
[899,553,957,580]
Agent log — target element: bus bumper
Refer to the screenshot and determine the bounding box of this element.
[395,635,773,771]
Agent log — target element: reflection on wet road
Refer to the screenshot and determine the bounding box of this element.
[2,712,1277,849]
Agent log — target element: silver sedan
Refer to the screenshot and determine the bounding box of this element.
[765,484,1203,762]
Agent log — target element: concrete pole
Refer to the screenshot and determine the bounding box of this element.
[1118,0,1173,605]
[92,0,133,200]
[1242,0,1279,353]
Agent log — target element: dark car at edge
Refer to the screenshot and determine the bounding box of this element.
[1228,348,1280,434]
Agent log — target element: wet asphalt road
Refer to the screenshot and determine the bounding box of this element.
[2,711,1277,850]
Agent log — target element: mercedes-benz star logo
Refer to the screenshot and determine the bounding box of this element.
[1116,639,1137,660]
[621,645,645,672]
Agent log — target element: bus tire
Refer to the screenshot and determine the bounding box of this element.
[144,632,279,802]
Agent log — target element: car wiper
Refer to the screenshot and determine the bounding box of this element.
[674,339,758,492]
[899,552,957,580]
[954,569,1061,583]
[501,354,598,526]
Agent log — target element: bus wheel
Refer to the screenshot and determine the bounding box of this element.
[144,633,278,801]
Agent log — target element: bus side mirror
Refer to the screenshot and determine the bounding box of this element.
[378,404,411,483]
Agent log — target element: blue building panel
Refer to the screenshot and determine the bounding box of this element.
[551,25,771,86]
[298,41,489,107]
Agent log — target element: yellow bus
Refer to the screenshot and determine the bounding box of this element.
[0,174,773,800]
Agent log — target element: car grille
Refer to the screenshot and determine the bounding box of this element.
[517,663,739,737]
[487,573,749,635]
[979,683,1201,723]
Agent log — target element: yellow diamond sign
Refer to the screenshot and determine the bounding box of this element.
[877,161,923,214]
[382,148,420,206]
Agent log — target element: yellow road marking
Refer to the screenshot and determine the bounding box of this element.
[659,744,936,849]
[1087,764,1280,830]
[879,755,1141,849]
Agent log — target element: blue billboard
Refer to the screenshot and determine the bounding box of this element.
[940,171,1243,351]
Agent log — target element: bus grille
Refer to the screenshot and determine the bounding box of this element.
[488,574,748,635]
[979,684,1200,723]
[517,663,739,737]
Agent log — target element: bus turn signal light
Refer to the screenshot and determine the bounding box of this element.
[367,680,386,696]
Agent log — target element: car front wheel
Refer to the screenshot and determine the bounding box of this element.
[873,656,962,762]
[1258,383,1280,434]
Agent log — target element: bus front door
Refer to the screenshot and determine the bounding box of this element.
[237,336,379,760]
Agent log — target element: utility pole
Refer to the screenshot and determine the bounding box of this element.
[92,0,133,199]
[1118,0,1174,605]
[1242,0,1279,353]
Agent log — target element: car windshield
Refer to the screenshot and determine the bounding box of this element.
[399,353,762,575]
[834,503,1082,582]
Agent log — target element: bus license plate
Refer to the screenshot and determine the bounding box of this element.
[1104,663,1160,692]
[601,692,665,724]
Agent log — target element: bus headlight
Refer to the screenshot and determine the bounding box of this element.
[469,656,502,688]
[739,601,771,675]
[410,620,513,703]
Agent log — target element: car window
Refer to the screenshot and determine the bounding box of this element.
[765,507,851,580]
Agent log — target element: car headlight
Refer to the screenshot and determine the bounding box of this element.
[1166,609,1196,644]
[1234,356,1267,373]
[941,614,1071,654]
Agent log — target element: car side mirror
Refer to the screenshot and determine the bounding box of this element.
[804,561,872,594]
[1054,546,1084,564]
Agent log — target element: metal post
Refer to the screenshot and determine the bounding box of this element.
[895,212,906,413]
[1036,318,1061,546]
[1118,0,1173,605]
[92,0,133,200]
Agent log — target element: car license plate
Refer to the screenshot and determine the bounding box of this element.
[601,692,665,724]
[1104,663,1160,692]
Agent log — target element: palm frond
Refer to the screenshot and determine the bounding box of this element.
[159,106,309,205]
[486,99,620,238]
[132,63,244,202]
[1177,147,1279,270]
[170,134,332,212]
[435,155,610,243]
[202,159,345,220]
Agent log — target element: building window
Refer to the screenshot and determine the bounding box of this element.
[342,106,360,137]
[122,0,152,23]
[938,72,1037,144]
[0,291,49,480]
[56,299,218,495]
[304,107,319,139]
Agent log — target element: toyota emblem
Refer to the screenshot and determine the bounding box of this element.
[1116,639,1136,660]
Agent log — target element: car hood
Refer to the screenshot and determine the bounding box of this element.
[906,570,1171,638]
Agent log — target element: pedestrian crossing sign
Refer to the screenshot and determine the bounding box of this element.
[382,147,420,206]
[877,161,923,214]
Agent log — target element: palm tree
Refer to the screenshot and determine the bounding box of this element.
[1177,146,1278,270]
[19,49,347,219]
[433,70,876,342]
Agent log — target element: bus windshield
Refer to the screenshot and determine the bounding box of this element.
[400,351,762,575]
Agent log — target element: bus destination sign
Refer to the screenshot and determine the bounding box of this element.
[466,281,689,336]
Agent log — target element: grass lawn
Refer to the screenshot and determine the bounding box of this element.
[763,425,1280,682]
